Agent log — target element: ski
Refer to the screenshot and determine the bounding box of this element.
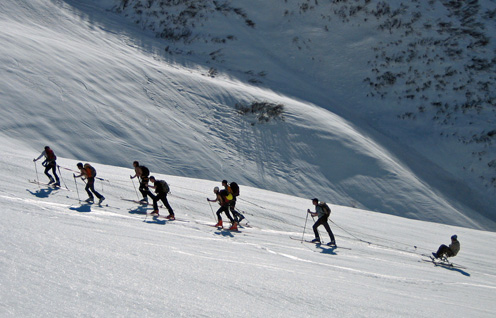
[28,179,68,190]
[145,213,189,222]
[423,256,465,269]
[289,236,349,249]
[120,198,162,208]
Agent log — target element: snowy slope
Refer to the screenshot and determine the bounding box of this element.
[1,0,494,230]
[2,140,496,317]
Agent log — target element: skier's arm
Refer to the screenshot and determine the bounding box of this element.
[307,208,317,217]
[33,151,46,162]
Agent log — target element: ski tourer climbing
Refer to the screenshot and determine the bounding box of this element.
[222,180,244,223]
[307,198,336,246]
[74,162,105,204]
[207,186,237,230]
[149,176,174,219]
[130,161,151,203]
[33,146,60,186]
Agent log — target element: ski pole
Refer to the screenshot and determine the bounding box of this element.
[301,211,310,242]
[57,165,68,189]
[131,177,139,200]
[34,161,40,186]
[73,175,81,202]
[208,200,216,221]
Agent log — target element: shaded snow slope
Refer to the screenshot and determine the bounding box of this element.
[0,0,494,230]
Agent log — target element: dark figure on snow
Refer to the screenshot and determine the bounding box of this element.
[207,186,237,230]
[33,146,60,186]
[74,162,105,204]
[149,176,174,219]
[222,180,244,223]
[433,235,460,259]
[307,198,336,246]
[130,161,150,203]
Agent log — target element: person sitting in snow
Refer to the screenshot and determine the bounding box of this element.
[432,235,460,259]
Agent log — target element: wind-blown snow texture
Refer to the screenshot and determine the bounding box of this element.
[0,0,495,231]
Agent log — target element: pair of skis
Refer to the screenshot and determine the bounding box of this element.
[289,236,349,249]
[423,255,465,269]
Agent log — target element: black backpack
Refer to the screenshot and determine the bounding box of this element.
[319,202,331,216]
[230,182,240,196]
[140,166,150,177]
[158,180,170,194]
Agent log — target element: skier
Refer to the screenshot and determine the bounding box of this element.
[33,146,60,186]
[149,176,175,219]
[130,161,150,203]
[307,198,336,246]
[222,180,244,223]
[207,186,237,230]
[74,162,105,204]
[432,235,460,259]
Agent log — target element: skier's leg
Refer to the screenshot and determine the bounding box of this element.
[323,220,335,243]
[161,195,174,215]
[44,165,54,182]
[312,218,324,240]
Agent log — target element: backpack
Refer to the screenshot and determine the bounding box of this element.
[319,202,331,216]
[46,149,57,162]
[219,189,230,203]
[230,182,240,196]
[140,166,150,177]
[84,164,97,178]
[158,180,170,194]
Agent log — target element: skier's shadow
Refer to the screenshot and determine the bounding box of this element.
[69,203,92,213]
[316,245,338,255]
[435,263,471,277]
[128,206,148,216]
[127,206,168,225]
[26,188,56,198]
[214,230,235,237]
[144,216,166,225]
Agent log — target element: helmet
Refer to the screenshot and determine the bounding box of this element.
[451,235,457,240]
[214,186,219,193]
[77,162,83,167]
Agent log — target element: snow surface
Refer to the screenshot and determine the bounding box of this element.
[1,1,496,316]
[2,136,496,317]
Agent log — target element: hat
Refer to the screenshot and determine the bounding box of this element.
[451,235,458,240]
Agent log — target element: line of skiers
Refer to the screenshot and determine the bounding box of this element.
[33,146,461,259]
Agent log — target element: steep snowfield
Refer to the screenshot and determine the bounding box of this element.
[2,139,496,317]
[1,0,494,230]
